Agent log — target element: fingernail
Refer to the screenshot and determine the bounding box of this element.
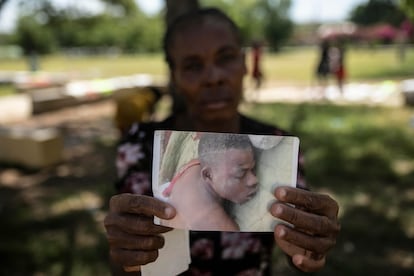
[278,228,286,238]
[275,205,283,215]
[293,255,303,266]
[165,207,174,218]
[279,188,287,200]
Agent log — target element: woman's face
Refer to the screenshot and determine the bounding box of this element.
[169,22,247,125]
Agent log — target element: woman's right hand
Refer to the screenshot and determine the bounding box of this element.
[104,194,176,271]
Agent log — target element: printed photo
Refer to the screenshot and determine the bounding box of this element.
[152,130,299,232]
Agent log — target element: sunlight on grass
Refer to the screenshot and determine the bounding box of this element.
[392,159,414,176]
[1,46,413,83]
[349,46,414,80]
[243,102,414,275]
[0,54,167,78]
[50,191,103,216]
[261,47,318,84]
[0,85,15,96]
[42,54,167,78]
[1,45,414,275]
[387,250,414,269]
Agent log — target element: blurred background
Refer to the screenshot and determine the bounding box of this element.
[0,0,413,275]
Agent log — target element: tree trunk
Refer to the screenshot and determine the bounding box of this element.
[165,0,199,26]
[0,0,9,12]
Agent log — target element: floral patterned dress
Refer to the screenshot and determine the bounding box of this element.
[115,114,307,275]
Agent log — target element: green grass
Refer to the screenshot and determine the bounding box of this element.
[1,102,413,275]
[0,85,15,96]
[0,45,413,84]
[242,102,414,275]
[1,46,414,275]
[0,140,116,276]
[347,46,414,81]
[260,45,414,85]
[0,54,167,78]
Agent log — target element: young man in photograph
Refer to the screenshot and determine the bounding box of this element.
[160,133,258,231]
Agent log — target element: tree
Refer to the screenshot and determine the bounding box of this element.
[11,0,294,53]
[400,0,414,21]
[201,0,263,44]
[201,0,293,51]
[349,0,406,27]
[15,15,56,54]
[100,0,139,16]
[0,0,9,12]
[259,0,293,51]
[12,0,164,53]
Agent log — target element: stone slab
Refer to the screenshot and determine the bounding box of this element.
[0,127,63,168]
[0,94,32,124]
[401,79,414,106]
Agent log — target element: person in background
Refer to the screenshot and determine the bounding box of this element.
[314,39,330,98]
[105,7,340,275]
[251,40,264,90]
[114,86,163,135]
[329,41,346,95]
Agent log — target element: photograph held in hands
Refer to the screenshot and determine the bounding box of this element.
[152,130,299,232]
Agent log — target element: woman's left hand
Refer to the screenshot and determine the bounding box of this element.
[270,186,340,272]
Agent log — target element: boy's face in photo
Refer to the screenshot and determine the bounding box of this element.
[208,148,258,204]
[169,21,247,123]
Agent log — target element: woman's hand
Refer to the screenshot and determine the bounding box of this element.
[271,186,340,272]
[104,194,176,271]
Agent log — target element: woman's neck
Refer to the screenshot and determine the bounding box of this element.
[174,112,241,133]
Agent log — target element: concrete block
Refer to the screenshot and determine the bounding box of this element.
[0,94,32,124]
[401,79,414,106]
[0,127,63,168]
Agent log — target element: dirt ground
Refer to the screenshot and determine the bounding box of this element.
[0,98,123,275]
[0,86,411,275]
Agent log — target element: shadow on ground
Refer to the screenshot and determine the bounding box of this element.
[0,107,117,276]
[246,102,414,276]
[1,100,414,275]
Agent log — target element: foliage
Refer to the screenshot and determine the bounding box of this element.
[121,14,164,53]
[258,0,293,51]
[12,0,163,54]
[15,15,57,54]
[201,0,261,43]
[0,0,8,16]
[100,0,139,16]
[201,0,294,51]
[349,0,407,27]
[10,0,294,54]
[400,0,414,21]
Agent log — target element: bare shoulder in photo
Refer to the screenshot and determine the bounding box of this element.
[152,130,299,232]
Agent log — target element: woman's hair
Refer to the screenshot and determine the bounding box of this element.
[163,7,242,69]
